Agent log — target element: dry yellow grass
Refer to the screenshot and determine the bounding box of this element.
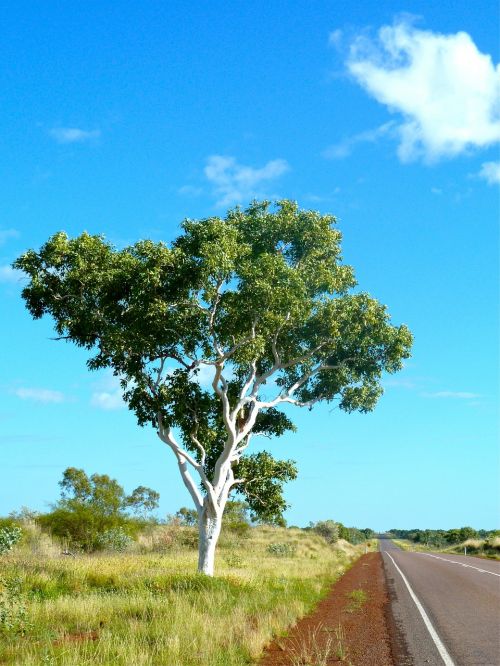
[0,526,375,665]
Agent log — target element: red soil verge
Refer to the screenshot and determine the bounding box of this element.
[259,552,395,665]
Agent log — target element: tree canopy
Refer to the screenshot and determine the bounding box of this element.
[15,200,412,572]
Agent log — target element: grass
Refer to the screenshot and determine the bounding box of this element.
[0,527,375,665]
[287,624,335,666]
[345,588,367,613]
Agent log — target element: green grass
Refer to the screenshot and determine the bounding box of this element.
[0,528,375,665]
[345,588,367,613]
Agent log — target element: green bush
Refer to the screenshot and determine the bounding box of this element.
[312,520,339,544]
[38,467,159,551]
[0,576,31,636]
[266,542,296,557]
[95,527,133,552]
[0,527,22,555]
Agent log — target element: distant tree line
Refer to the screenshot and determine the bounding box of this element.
[389,527,499,547]
[306,520,374,545]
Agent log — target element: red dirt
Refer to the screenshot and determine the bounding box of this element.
[259,552,395,665]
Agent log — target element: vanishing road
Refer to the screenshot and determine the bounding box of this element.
[380,537,500,666]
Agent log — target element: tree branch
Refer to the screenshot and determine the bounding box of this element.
[255,359,353,409]
[157,415,216,507]
[157,422,203,511]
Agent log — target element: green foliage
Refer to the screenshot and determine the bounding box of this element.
[311,520,339,544]
[39,468,159,551]
[0,527,22,555]
[234,453,297,524]
[309,521,374,545]
[221,500,250,525]
[266,542,297,557]
[389,526,485,547]
[175,507,198,526]
[14,200,412,527]
[8,507,40,523]
[220,501,251,539]
[96,527,134,552]
[346,588,367,613]
[125,486,160,518]
[0,576,31,636]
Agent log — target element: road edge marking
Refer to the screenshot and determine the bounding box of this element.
[385,551,456,666]
[422,553,500,577]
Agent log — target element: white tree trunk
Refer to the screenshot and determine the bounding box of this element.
[198,500,223,576]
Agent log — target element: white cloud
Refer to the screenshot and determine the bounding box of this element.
[189,363,220,388]
[346,20,500,162]
[0,265,24,284]
[384,378,417,390]
[14,387,65,403]
[49,127,101,144]
[178,185,203,197]
[323,121,395,158]
[91,390,125,410]
[90,372,126,410]
[422,391,481,399]
[204,155,290,206]
[478,160,500,184]
[329,29,343,48]
[0,229,19,246]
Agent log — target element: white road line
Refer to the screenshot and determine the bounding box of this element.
[422,553,500,577]
[385,551,456,666]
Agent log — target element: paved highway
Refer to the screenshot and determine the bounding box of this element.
[379,537,500,666]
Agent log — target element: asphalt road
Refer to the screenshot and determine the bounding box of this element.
[379,537,500,666]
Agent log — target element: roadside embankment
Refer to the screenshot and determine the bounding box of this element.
[259,550,395,665]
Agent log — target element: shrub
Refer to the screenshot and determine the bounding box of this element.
[137,524,198,553]
[224,520,251,539]
[267,542,296,557]
[0,527,22,555]
[0,576,31,636]
[224,552,245,568]
[38,467,159,551]
[95,527,133,552]
[312,520,339,544]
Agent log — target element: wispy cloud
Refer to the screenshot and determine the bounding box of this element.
[421,391,481,399]
[478,161,500,185]
[345,19,500,162]
[14,387,66,404]
[0,265,24,284]
[49,127,101,144]
[0,229,19,246]
[323,121,395,159]
[91,390,125,410]
[328,29,343,48]
[90,372,125,410]
[178,184,203,197]
[204,155,290,206]
[383,378,417,390]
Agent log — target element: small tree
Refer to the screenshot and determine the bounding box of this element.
[311,520,339,544]
[175,507,198,526]
[15,200,412,574]
[40,467,159,550]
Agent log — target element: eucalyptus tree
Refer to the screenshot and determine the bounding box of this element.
[14,200,412,575]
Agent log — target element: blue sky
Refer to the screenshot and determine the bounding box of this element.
[1,1,498,531]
